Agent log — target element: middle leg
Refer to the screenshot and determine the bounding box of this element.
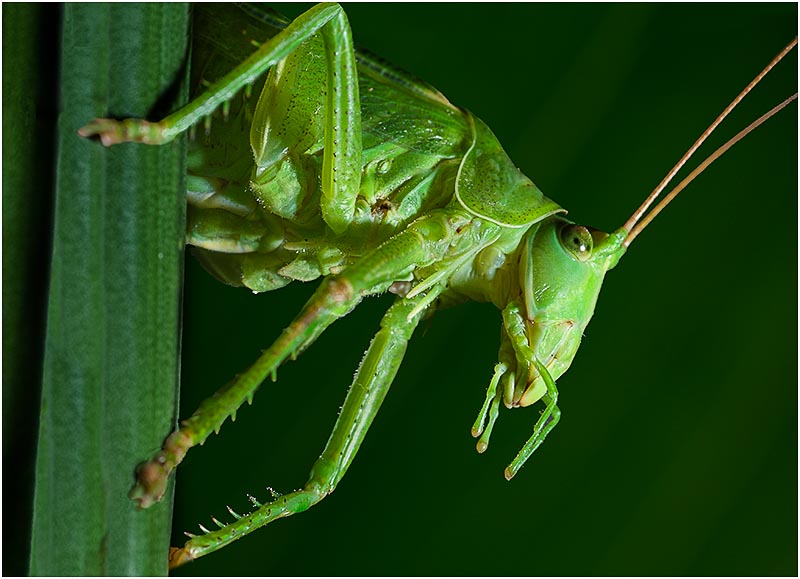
[130,209,463,508]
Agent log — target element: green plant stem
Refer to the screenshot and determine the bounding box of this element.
[30,5,189,575]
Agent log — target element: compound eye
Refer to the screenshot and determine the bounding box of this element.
[559,224,593,262]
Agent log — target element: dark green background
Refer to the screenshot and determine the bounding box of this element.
[173,4,797,576]
[4,3,795,577]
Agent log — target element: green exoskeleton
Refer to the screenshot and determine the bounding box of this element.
[79,4,797,568]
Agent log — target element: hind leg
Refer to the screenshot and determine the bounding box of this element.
[168,294,425,567]
[80,3,362,233]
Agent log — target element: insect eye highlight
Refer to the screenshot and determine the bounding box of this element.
[559,224,593,262]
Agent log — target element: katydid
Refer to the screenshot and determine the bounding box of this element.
[79,4,797,570]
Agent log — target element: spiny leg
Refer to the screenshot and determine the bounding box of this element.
[247,3,361,232]
[131,210,461,508]
[81,3,361,232]
[318,7,361,232]
[79,4,356,148]
[169,295,426,568]
[129,274,366,508]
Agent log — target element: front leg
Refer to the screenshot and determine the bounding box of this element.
[169,295,425,568]
[470,301,563,479]
[501,301,561,480]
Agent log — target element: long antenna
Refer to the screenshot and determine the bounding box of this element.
[621,37,797,247]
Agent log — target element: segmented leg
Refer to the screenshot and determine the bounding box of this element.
[169,294,425,568]
[501,301,561,480]
[79,2,361,233]
[471,362,505,452]
[472,327,515,451]
[130,210,461,508]
[505,389,561,481]
[469,301,562,477]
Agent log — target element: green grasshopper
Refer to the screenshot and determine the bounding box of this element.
[79,4,797,569]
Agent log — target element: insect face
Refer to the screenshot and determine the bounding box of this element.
[512,219,625,407]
